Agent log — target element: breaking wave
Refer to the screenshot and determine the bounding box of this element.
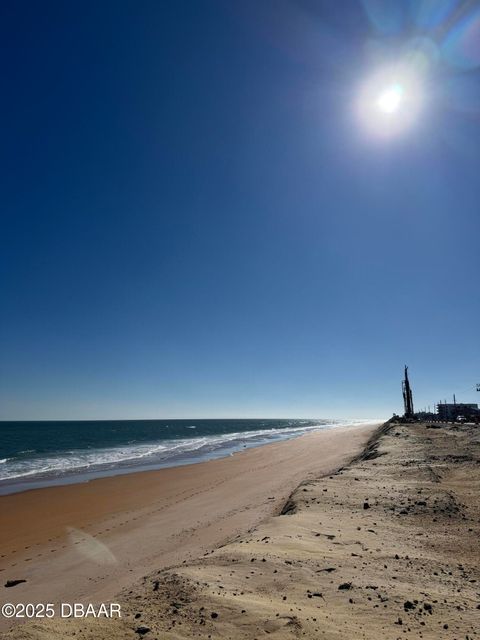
[0,419,381,490]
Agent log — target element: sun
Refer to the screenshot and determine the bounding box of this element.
[376,83,404,114]
[356,65,424,138]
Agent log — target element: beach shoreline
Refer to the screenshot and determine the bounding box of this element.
[0,420,381,496]
[0,421,380,633]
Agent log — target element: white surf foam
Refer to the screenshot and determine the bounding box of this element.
[0,419,382,484]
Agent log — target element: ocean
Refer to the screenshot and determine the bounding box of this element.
[0,418,375,494]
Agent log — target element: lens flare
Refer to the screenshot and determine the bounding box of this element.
[67,527,117,565]
[442,7,480,70]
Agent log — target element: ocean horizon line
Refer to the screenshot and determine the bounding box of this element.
[0,418,383,496]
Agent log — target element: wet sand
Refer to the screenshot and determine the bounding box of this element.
[0,422,378,634]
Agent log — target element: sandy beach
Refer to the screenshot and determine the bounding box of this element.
[108,419,477,640]
[0,422,378,635]
[3,419,478,639]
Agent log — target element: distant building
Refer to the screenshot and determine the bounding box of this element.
[437,403,479,421]
[415,411,436,421]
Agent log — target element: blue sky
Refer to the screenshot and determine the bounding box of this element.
[1,0,479,420]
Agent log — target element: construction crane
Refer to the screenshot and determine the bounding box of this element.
[402,365,414,419]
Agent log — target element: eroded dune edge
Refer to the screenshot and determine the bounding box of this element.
[4,420,480,640]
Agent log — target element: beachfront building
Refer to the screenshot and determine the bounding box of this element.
[436,403,479,421]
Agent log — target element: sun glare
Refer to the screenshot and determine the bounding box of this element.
[356,65,424,138]
[376,83,404,114]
